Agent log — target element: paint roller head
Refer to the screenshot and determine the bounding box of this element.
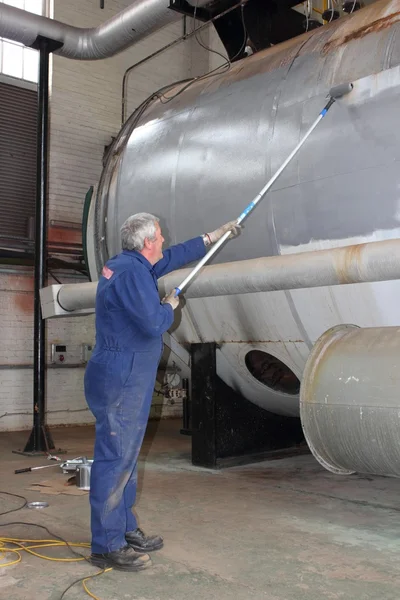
[328,82,353,100]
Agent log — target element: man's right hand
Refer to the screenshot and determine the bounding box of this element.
[162,289,180,310]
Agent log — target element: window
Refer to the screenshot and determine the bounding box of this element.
[0,0,45,84]
[0,81,37,240]
[0,1,45,244]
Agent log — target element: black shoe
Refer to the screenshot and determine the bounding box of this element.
[125,527,164,552]
[90,545,151,571]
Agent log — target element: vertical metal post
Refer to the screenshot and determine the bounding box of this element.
[23,37,54,453]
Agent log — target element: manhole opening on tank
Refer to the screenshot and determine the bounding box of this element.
[245,350,300,395]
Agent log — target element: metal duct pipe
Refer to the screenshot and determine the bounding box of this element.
[0,0,179,60]
[57,282,97,312]
[52,237,400,313]
[159,237,400,298]
[300,325,400,478]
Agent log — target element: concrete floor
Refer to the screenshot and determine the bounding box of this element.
[1,420,400,600]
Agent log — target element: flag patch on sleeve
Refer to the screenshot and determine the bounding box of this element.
[102,266,114,280]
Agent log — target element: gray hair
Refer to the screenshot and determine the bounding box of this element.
[120,213,160,251]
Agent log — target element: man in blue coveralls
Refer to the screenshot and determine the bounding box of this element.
[85,213,240,572]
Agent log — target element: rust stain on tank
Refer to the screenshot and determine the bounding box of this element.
[142,0,399,129]
[323,10,400,54]
[334,243,365,285]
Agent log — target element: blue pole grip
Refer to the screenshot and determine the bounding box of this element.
[238,200,256,222]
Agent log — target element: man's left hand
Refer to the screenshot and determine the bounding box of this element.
[208,220,242,244]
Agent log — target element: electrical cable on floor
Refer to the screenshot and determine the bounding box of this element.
[0,491,27,516]
[0,491,112,600]
[60,568,112,600]
[0,407,91,420]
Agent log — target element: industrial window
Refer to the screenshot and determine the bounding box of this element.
[0,81,37,240]
[0,1,45,245]
[0,0,44,83]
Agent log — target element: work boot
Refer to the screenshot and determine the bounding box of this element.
[90,545,152,571]
[125,527,164,552]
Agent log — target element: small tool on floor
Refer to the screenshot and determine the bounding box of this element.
[15,463,60,474]
[174,82,354,295]
[46,452,62,461]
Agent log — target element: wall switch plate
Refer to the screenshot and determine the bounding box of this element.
[51,343,67,364]
[82,343,93,363]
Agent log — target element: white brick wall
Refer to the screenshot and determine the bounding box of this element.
[0,271,96,431]
[0,0,212,431]
[48,1,209,224]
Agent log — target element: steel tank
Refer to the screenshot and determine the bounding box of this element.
[91,0,400,417]
[300,325,400,477]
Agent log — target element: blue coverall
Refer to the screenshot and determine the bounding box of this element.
[84,237,206,554]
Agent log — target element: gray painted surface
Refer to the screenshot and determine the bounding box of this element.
[97,0,400,264]
[89,0,400,417]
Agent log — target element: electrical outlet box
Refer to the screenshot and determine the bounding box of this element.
[82,343,93,363]
[51,344,67,364]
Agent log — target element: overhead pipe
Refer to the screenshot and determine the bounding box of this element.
[0,0,180,60]
[47,238,400,315]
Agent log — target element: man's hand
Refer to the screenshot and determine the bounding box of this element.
[208,220,241,244]
[162,289,180,310]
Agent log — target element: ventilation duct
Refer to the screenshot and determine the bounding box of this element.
[0,0,180,59]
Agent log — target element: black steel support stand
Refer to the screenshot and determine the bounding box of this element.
[190,342,306,469]
[191,343,217,467]
[21,37,62,455]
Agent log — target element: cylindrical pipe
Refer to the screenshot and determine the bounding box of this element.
[300,325,400,478]
[24,40,55,453]
[57,282,98,312]
[55,237,400,313]
[0,1,179,60]
[159,238,400,299]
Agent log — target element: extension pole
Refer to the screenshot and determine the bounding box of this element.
[175,83,353,296]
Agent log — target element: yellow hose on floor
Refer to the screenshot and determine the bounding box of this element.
[0,536,112,599]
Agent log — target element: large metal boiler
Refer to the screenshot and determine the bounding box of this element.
[88,0,400,411]
[42,0,400,473]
